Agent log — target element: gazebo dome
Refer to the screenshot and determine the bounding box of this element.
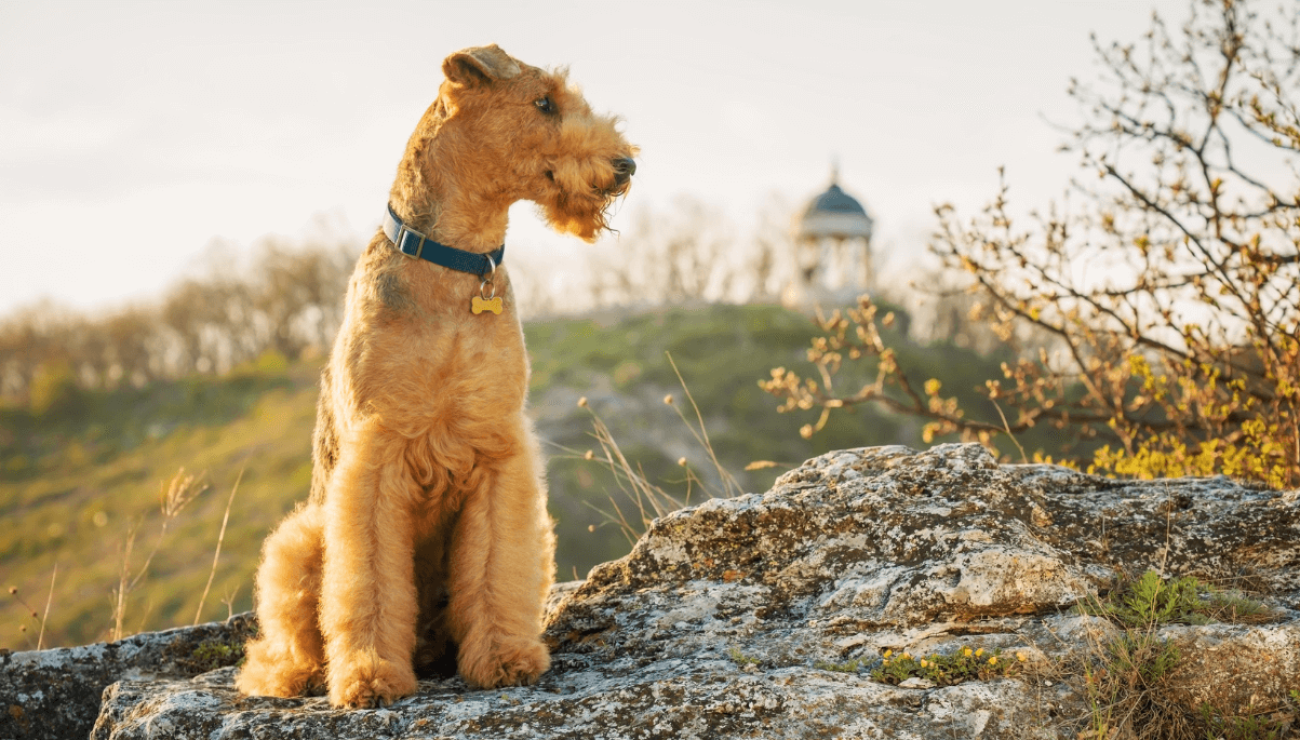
[805,182,868,217]
[796,174,873,242]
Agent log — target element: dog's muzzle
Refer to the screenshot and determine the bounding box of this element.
[612,157,636,187]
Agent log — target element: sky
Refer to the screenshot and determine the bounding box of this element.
[0,0,1190,316]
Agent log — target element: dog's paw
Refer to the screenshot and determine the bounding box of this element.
[459,636,550,689]
[328,653,418,709]
[236,640,325,698]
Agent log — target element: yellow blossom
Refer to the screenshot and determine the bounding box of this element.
[975,648,984,657]
[1016,651,1027,662]
[988,656,998,666]
[962,647,972,657]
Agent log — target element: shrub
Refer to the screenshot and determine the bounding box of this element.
[763,0,1300,488]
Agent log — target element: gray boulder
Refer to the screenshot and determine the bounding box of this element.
[0,613,254,740]
[6,444,1298,739]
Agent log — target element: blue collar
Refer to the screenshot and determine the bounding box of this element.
[382,205,505,276]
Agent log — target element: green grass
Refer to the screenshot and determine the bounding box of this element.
[1,361,318,648]
[1,302,1032,650]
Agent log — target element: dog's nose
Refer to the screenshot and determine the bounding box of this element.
[612,157,636,185]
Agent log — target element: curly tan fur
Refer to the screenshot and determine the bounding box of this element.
[235,44,635,709]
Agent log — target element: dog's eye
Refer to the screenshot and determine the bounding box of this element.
[534,96,555,115]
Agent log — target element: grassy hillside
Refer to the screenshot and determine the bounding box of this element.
[1,302,1021,651]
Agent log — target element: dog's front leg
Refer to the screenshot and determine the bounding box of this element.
[447,419,555,689]
[319,419,420,708]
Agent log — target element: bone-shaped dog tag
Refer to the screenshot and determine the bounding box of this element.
[472,295,503,315]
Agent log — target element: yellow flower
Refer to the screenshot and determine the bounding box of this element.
[919,659,928,668]
[988,656,998,666]
[1016,651,1027,662]
[962,647,972,657]
[882,650,892,659]
[975,648,984,657]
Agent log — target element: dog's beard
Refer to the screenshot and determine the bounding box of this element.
[538,189,621,242]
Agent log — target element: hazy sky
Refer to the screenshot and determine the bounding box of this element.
[0,0,1188,315]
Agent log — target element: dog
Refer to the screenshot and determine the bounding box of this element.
[235,43,636,708]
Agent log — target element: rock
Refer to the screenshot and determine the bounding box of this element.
[0,613,254,740]
[6,444,1298,739]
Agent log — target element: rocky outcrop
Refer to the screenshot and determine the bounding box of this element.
[6,444,1299,739]
[0,613,254,740]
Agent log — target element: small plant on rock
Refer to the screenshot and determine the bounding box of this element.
[1079,570,1273,629]
[182,637,245,674]
[868,645,1024,687]
[1198,700,1296,740]
[727,646,761,667]
[814,656,870,674]
[1074,570,1282,739]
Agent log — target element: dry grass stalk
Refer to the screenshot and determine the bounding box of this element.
[221,586,241,621]
[111,468,206,641]
[193,469,242,626]
[579,403,686,545]
[665,352,744,498]
[37,563,56,650]
[575,358,745,544]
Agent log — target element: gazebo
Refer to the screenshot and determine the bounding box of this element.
[785,167,874,307]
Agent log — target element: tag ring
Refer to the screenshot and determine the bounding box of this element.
[479,256,497,300]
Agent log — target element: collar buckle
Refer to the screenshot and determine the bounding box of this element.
[394,223,427,261]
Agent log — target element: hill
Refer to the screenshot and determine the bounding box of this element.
[0,302,1022,650]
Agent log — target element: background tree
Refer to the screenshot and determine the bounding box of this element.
[765,0,1300,488]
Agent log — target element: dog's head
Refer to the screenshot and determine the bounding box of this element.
[430,45,637,242]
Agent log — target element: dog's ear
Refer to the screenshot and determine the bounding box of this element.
[443,45,521,87]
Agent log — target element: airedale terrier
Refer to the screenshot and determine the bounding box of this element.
[235,44,635,709]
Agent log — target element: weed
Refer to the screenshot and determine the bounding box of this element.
[1199,701,1294,740]
[576,398,689,546]
[663,353,744,500]
[727,647,761,667]
[1078,631,1193,739]
[180,637,245,674]
[35,565,55,650]
[1072,570,1284,740]
[6,573,52,651]
[1078,570,1273,629]
[111,469,207,641]
[869,646,1024,687]
[6,565,57,650]
[193,470,243,626]
[576,353,748,545]
[814,657,870,673]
